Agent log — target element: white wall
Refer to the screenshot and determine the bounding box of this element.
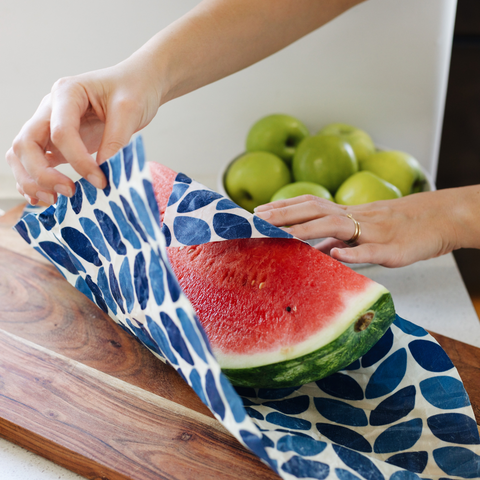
[0,0,456,201]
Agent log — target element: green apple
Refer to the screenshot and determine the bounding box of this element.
[317,122,376,167]
[270,181,333,202]
[246,114,309,165]
[360,150,426,196]
[292,134,358,194]
[225,151,291,212]
[335,171,402,205]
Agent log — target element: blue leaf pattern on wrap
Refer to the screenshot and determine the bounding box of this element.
[433,446,480,477]
[69,183,83,214]
[23,213,41,239]
[123,141,134,180]
[109,202,141,249]
[100,161,111,196]
[173,216,211,245]
[277,435,327,456]
[79,217,111,261]
[108,264,125,314]
[420,376,470,409]
[385,451,428,474]
[133,252,149,310]
[94,209,127,255]
[79,178,98,205]
[178,190,223,213]
[14,220,31,244]
[110,152,123,189]
[120,195,148,243]
[314,398,368,427]
[97,267,117,315]
[38,241,78,274]
[213,213,253,239]
[362,328,394,368]
[427,414,480,445]
[119,257,135,313]
[370,386,416,426]
[408,340,454,372]
[374,419,423,453]
[61,227,102,266]
[366,348,407,399]
[316,373,364,401]
[317,424,372,452]
[38,207,57,230]
[161,312,194,365]
[55,194,69,223]
[281,456,329,479]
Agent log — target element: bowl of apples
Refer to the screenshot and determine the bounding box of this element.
[217,114,434,213]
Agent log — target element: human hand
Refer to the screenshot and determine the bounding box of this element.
[254,189,470,268]
[6,56,162,206]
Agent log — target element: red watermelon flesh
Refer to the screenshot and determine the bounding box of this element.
[149,162,394,386]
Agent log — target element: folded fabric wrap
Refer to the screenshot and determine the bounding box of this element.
[15,137,480,479]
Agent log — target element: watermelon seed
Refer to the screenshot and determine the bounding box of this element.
[188,248,195,254]
[259,282,265,289]
[286,306,292,312]
[251,280,255,286]
[354,311,375,332]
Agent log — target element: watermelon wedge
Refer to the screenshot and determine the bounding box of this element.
[150,162,395,388]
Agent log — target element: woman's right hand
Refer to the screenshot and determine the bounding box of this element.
[6,56,163,205]
[6,0,365,206]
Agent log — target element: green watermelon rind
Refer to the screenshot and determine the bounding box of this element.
[221,292,395,388]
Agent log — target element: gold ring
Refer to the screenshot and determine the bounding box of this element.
[345,214,361,246]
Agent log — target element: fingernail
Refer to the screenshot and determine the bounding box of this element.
[254,205,270,212]
[87,174,105,189]
[54,184,73,197]
[255,210,271,220]
[36,191,55,204]
[24,194,38,205]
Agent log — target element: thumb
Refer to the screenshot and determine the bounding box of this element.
[96,100,141,164]
[332,243,404,268]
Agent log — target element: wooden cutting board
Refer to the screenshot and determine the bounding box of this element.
[0,204,479,479]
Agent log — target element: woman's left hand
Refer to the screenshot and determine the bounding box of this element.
[254,188,477,268]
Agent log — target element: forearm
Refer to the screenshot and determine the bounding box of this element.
[127,0,364,106]
[448,185,480,250]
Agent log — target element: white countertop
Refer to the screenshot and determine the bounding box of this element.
[1,248,479,478]
[358,253,480,347]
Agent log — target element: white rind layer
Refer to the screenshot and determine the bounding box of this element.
[214,282,390,369]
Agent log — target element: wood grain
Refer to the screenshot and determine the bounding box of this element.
[0,328,279,480]
[0,245,213,418]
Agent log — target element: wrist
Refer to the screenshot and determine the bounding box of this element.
[449,185,480,250]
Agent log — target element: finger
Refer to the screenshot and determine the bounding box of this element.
[312,237,347,254]
[255,195,338,213]
[11,98,76,199]
[7,147,58,205]
[15,182,38,205]
[15,137,75,198]
[96,96,142,164]
[331,243,405,268]
[49,78,106,189]
[282,214,359,243]
[255,197,344,227]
